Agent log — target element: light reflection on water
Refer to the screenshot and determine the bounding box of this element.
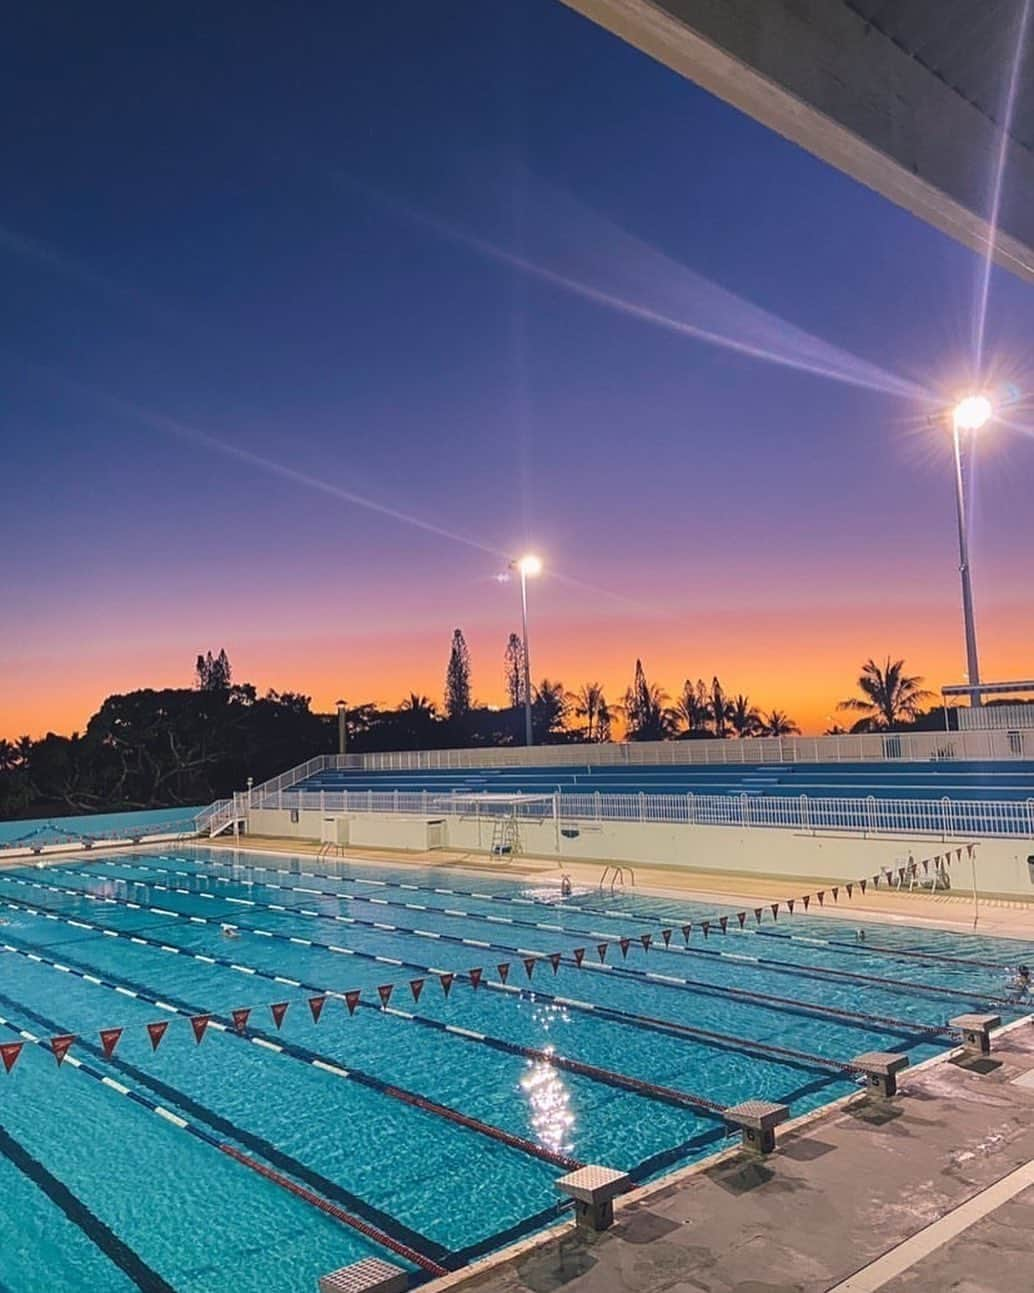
[519,999,575,1156]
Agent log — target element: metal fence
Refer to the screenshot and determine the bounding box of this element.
[244,787,1034,839]
[342,727,1030,771]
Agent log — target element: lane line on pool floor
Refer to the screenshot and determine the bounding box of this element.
[0,866,988,1035]
[0,935,734,1119]
[74,850,1023,1007]
[0,880,930,1074]
[0,999,450,1279]
[0,911,582,1172]
[0,889,865,1142]
[134,849,1020,972]
[0,1116,177,1293]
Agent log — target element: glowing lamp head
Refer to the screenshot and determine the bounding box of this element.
[953,395,992,432]
[516,554,542,578]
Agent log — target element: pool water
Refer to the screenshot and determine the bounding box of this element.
[0,844,1029,1292]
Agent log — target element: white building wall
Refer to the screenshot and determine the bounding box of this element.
[244,809,1034,899]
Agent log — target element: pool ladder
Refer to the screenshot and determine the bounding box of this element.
[599,865,635,894]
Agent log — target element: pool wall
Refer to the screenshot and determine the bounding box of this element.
[245,806,1034,898]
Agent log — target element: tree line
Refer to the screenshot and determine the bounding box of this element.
[0,640,959,821]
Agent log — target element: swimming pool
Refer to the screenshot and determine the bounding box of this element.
[0,844,1030,1291]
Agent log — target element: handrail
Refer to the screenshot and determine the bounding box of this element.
[244,787,1034,840]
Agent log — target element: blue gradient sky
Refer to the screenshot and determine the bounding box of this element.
[3,1,1033,737]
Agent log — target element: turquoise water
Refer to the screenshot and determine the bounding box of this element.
[0,844,1030,1292]
[0,807,202,847]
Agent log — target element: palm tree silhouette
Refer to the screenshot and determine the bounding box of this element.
[572,683,610,742]
[838,658,933,731]
[399,693,436,720]
[760,709,800,737]
[729,694,762,738]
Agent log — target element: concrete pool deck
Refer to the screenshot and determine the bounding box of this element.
[430,1020,1034,1293]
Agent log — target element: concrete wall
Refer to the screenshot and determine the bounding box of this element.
[245,808,1034,900]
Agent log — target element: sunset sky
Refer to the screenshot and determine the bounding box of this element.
[3,2,1034,740]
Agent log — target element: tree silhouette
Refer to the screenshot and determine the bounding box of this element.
[444,629,472,719]
[572,682,612,742]
[503,633,525,708]
[838,657,934,731]
[196,649,232,691]
[710,677,734,739]
[729,694,762,738]
[532,678,569,741]
[622,660,677,741]
[760,709,800,737]
[674,679,711,737]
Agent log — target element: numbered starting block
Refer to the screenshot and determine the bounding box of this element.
[556,1164,630,1231]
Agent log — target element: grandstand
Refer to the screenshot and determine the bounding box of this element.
[293,759,1034,805]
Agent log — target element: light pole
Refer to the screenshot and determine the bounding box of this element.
[511,554,541,746]
[950,395,992,707]
[336,699,347,757]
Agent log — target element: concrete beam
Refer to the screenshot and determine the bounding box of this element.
[561,0,1034,283]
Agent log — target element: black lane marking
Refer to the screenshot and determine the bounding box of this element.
[0,986,452,1267]
[0,1119,177,1293]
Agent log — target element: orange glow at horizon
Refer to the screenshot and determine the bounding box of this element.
[5,597,1033,742]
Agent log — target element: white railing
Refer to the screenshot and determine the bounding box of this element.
[958,704,1034,731]
[345,727,1030,771]
[248,788,1034,839]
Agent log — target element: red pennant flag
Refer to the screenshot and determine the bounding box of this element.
[640,933,652,951]
[860,879,867,895]
[956,847,963,863]
[497,963,510,983]
[270,1002,288,1030]
[737,912,746,929]
[469,968,483,990]
[190,1015,211,1044]
[922,859,930,874]
[618,937,630,959]
[845,883,853,899]
[661,929,672,947]
[573,947,586,966]
[308,996,326,1023]
[967,843,975,859]
[770,904,779,921]
[1,1042,23,1073]
[754,908,763,924]
[50,1035,75,1067]
[897,867,906,882]
[718,916,728,934]
[548,952,562,974]
[147,1021,169,1051]
[522,957,536,980]
[681,924,692,943]
[440,972,454,997]
[597,943,608,962]
[99,1027,123,1059]
[345,990,361,1015]
[802,895,810,912]
[831,887,839,902]
[817,891,825,906]
[701,921,710,938]
[231,1008,251,1034]
[377,984,393,1007]
[786,899,795,914]
[871,874,880,889]
[409,978,425,1002]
